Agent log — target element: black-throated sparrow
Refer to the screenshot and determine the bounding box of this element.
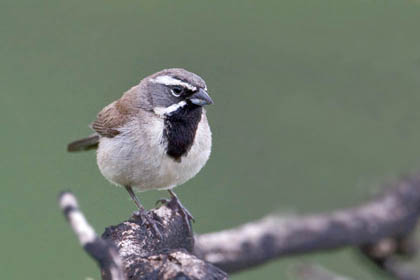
[68,68,213,236]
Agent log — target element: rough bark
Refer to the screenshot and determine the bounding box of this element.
[102,201,227,280]
[194,176,420,275]
[59,192,125,280]
[60,175,420,280]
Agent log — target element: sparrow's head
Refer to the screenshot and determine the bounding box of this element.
[141,68,213,115]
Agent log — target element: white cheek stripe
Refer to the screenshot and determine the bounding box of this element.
[154,101,187,116]
[150,75,197,91]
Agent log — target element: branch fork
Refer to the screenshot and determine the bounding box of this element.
[60,175,420,280]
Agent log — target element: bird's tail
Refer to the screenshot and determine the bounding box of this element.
[67,134,100,152]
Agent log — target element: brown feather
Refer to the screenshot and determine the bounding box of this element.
[91,98,136,138]
[69,89,139,152]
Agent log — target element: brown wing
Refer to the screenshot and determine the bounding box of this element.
[91,100,132,138]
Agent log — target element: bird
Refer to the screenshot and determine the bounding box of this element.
[67,68,213,236]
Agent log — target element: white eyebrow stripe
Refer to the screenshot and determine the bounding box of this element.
[153,101,187,116]
[150,75,197,91]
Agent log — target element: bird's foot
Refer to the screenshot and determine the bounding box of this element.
[132,209,163,239]
[156,193,194,236]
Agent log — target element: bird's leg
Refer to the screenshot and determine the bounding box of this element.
[124,186,162,238]
[166,190,195,235]
[125,185,145,211]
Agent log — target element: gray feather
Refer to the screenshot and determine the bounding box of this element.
[67,134,100,152]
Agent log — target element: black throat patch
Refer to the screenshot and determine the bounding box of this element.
[163,104,202,161]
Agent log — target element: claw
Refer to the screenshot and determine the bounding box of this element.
[125,186,163,238]
[164,190,195,236]
[133,209,163,239]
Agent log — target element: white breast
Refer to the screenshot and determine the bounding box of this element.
[96,113,212,192]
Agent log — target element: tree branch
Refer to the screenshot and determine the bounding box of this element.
[194,175,420,274]
[360,235,420,280]
[59,192,125,280]
[101,199,228,280]
[59,175,420,279]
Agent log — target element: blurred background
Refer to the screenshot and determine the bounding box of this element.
[2,0,420,279]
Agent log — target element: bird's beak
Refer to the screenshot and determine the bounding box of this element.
[188,88,214,106]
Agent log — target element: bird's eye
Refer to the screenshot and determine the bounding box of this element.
[171,86,183,97]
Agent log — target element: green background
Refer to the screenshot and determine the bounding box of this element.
[2,0,420,279]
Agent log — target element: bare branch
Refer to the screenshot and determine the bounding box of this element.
[194,175,420,274]
[360,236,420,280]
[101,199,228,280]
[59,192,125,280]
[381,259,420,280]
[60,175,420,279]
